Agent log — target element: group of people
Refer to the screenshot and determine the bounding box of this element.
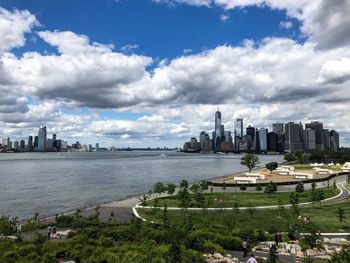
[46,225,57,239]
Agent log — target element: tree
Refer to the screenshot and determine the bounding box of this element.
[266,162,278,173]
[190,183,205,207]
[177,180,190,209]
[256,185,263,192]
[295,182,304,193]
[337,207,346,229]
[289,192,299,218]
[295,153,307,164]
[246,202,256,219]
[264,182,277,195]
[278,198,284,218]
[240,184,247,191]
[240,154,260,173]
[153,182,166,197]
[167,183,176,195]
[200,181,209,192]
[268,244,278,263]
[284,153,296,163]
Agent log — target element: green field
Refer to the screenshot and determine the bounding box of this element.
[143,187,340,208]
[138,195,350,233]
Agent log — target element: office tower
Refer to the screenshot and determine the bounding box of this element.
[224,131,233,143]
[303,128,316,151]
[95,143,99,151]
[273,122,285,151]
[19,140,25,151]
[38,126,47,152]
[285,122,303,152]
[259,128,268,153]
[14,141,19,150]
[53,134,57,141]
[28,136,33,152]
[34,136,38,148]
[330,130,339,151]
[267,132,279,152]
[323,129,330,150]
[47,138,54,150]
[246,126,255,140]
[2,137,10,148]
[214,110,222,151]
[234,119,243,139]
[199,131,211,151]
[305,121,324,150]
[273,122,284,135]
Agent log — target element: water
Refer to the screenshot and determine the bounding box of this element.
[0,151,283,219]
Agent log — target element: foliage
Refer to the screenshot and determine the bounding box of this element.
[295,153,308,164]
[256,185,263,192]
[295,182,305,193]
[0,216,16,236]
[264,182,277,195]
[167,183,176,195]
[284,153,296,162]
[240,184,247,191]
[265,162,278,172]
[240,154,260,173]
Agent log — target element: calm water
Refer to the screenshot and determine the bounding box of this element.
[0,151,283,218]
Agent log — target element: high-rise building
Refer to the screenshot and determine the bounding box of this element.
[303,128,316,151]
[28,136,33,152]
[234,119,243,139]
[259,128,268,153]
[267,132,279,152]
[199,131,211,151]
[2,137,10,148]
[34,136,38,149]
[330,130,340,151]
[224,131,233,144]
[214,110,222,151]
[273,122,285,152]
[246,126,255,140]
[95,143,100,151]
[14,140,19,150]
[285,122,304,152]
[305,122,324,150]
[323,129,330,151]
[38,126,47,152]
[19,140,25,151]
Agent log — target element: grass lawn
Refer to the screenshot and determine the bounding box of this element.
[291,165,342,172]
[138,195,350,233]
[143,187,340,208]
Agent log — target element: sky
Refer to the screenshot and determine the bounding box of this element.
[0,0,349,147]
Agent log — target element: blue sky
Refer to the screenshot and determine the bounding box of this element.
[0,0,349,147]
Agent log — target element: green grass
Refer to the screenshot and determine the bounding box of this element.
[144,187,340,208]
[291,164,342,172]
[138,196,350,233]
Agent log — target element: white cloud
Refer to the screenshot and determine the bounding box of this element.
[220,14,230,22]
[0,7,38,51]
[279,20,293,29]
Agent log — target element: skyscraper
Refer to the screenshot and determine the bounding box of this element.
[303,128,316,151]
[305,122,324,150]
[259,128,268,153]
[273,122,285,152]
[38,126,47,152]
[234,118,243,139]
[267,132,279,152]
[285,122,303,152]
[323,129,330,150]
[330,130,340,151]
[214,110,222,151]
[2,137,10,149]
[246,126,255,140]
[28,136,33,152]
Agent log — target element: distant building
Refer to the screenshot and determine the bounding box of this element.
[246,126,255,141]
[14,140,19,150]
[267,132,279,152]
[2,137,10,149]
[305,121,324,150]
[330,130,340,151]
[323,129,330,151]
[34,136,38,149]
[273,122,285,151]
[303,128,316,151]
[234,118,243,139]
[214,110,222,151]
[38,127,47,152]
[28,136,33,152]
[285,122,303,153]
[199,131,211,152]
[19,140,25,151]
[259,128,268,153]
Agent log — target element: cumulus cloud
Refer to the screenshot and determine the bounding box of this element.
[279,20,293,29]
[154,0,350,50]
[0,7,38,51]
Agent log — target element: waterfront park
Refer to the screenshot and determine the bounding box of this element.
[1,152,350,262]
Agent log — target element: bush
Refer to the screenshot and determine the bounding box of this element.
[17,243,36,257]
[214,235,242,250]
[55,214,74,227]
[202,241,224,255]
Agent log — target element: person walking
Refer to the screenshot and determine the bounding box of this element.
[52,225,57,237]
[247,254,257,263]
[46,225,52,239]
[242,240,248,257]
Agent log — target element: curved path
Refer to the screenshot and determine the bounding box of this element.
[133,183,349,221]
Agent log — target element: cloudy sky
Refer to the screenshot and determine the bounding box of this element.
[0,0,349,147]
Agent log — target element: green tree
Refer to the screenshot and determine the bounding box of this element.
[200,180,209,192]
[240,154,260,173]
[167,183,176,195]
[153,182,166,198]
[177,180,190,209]
[266,162,278,173]
[256,184,263,192]
[295,181,304,193]
[246,202,256,219]
[289,192,300,218]
[268,244,278,263]
[284,153,296,162]
[278,198,284,218]
[240,184,247,191]
[0,216,15,236]
[264,182,277,195]
[295,153,307,164]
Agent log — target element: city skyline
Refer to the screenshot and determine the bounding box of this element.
[0,1,349,147]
